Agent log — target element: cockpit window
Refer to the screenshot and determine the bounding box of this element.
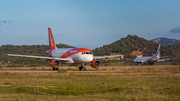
[81,52,92,55]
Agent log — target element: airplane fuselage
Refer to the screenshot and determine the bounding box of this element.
[134,56,159,64]
[48,48,94,64]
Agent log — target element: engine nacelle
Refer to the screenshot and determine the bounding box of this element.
[50,60,61,68]
[90,60,101,68]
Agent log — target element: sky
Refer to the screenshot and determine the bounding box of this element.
[1,0,180,49]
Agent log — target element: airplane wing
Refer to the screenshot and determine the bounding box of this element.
[3,53,68,61]
[93,55,122,60]
[158,55,178,62]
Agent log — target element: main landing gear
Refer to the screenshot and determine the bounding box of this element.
[53,68,59,71]
[149,63,154,65]
[79,63,86,71]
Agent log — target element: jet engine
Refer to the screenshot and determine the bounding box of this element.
[90,60,101,68]
[50,60,61,68]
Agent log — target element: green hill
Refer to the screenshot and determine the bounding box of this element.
[92,35,157,57]
[92,35,180,65]
[0,44,74,67]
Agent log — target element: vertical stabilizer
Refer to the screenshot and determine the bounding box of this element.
[154,44,161,58]
[48,27,57,50]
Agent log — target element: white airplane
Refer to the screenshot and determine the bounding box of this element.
[134,44,178,65]
[4,28,122,71]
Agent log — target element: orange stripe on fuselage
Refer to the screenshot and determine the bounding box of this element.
[60,48,91,58]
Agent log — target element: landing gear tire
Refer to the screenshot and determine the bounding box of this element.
[56,68,59,71]
[53,68,59,71]
[79,66,83,71]
[79,65,86,71]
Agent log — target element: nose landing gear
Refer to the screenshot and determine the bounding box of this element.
[79,63,86,71]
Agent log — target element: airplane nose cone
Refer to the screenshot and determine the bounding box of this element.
[85,55,93,62]
[82,55,93,62]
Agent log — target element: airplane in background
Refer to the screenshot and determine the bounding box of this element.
[133,44,178,65]
[3,28,122,71]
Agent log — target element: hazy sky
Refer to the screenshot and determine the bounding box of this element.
[1,0,180,49]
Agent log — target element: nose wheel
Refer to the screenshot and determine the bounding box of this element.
[79,63,86,71]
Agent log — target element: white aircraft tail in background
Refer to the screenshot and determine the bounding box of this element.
[134,44,178,65]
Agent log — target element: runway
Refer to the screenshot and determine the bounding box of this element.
[0,70,57,73]
[0,69,111,73]
[0,65,179,73]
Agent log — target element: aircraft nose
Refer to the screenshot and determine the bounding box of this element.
[83,55,93,62]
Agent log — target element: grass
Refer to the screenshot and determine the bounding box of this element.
[57,69,67,73]
[0,65,180,101]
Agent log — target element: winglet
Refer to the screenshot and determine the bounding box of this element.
[3,53,4,56]
[48,27,57,50]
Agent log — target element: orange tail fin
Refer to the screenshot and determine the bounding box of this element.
[48,27,57,50]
